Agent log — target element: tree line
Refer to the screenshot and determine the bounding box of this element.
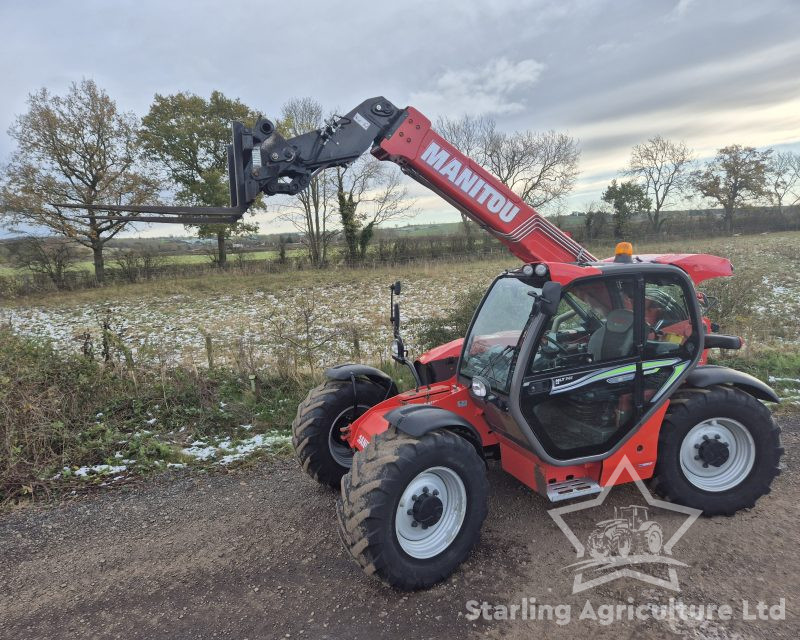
[0,81,584,282]
[592,137,799,240]
[1,79,798,285]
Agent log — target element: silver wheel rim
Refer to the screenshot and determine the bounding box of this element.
[395,466,467,559]
[679,417,756,492]
[328,405,370,468]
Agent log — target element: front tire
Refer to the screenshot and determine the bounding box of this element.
[292,379,387,488]
[337,429,488,590]
[652,385,783,516]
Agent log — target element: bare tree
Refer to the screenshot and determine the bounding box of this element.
[274,98,337,267]
[766,151,800,215]
[624,135,693,233]
[692,145,771,235]
[335,157,415,262]
[0,80,160,283]
[435,114,493,158]
[435,115,580,210]
[435,115,493,242]
[7,235,79,289]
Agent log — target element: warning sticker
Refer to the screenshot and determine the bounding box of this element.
[353,112,371,130]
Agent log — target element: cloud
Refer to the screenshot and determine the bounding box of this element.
[666,0,695,21]
[409,57,545,117]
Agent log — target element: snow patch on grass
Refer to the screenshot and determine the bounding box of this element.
[59,464,128,478]
[181,433,291,465]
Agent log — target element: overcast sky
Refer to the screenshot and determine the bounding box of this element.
[1,0,798,238]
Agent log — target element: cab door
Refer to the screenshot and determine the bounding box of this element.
[517,275,644,460]
[513,270,702,462]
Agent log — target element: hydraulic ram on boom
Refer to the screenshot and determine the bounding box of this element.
[58,96,596,264]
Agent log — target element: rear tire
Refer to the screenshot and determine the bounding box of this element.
[337,429,488,590]
[651,385,783,516]
[292,379,387,488]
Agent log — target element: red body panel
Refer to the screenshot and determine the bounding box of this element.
[346,382,499,451]
[599,401,670,484]
[601,253,733,284]
[346,376,672,495]
[498,439,602,495]
[416,339,462,365]
[374,108,597,265]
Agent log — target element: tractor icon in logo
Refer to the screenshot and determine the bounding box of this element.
[587,505,663,560]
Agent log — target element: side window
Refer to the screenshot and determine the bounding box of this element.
[643,276,696,359]
[642,274,699,404]
[529,277,637,374]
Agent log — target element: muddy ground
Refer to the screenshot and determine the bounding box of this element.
[1,414,797,640]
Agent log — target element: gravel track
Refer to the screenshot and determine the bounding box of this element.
[1,415,798,640]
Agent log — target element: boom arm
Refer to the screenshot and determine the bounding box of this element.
[60,96,595,264]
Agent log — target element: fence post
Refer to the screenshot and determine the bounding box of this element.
[205,334,214,369]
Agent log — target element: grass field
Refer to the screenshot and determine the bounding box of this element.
[0,248,307,276]
[3,230,800,385]
[3,230,799,501]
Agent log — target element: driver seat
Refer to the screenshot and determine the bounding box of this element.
[588,309,634,361]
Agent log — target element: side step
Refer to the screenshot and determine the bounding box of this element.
[546,478,602,502]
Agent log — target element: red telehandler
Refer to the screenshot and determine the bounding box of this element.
[68,97,783,590]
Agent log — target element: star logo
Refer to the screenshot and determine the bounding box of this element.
[548,456,701,594]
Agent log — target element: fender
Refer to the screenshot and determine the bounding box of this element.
[324,363,398,396]
[683,365,780,403]
[383,405,484,455]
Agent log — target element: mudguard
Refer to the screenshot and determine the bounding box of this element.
[383,405,484,453]
[324,363,398,396]
[683,365,780,403]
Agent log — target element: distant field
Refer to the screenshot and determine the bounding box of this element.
[2,230,800,406]
[382,222,464,237]
[0,248,308,276]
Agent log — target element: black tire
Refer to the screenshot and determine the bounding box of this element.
[292,379,387,488]
[651,385,783,516]
[337,429,488,591]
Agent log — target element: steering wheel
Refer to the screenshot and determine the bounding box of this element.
[543,333,570,354]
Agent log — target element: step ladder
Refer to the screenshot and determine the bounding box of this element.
[546,478,602,502]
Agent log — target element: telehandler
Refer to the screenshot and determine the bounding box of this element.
[68,97,783,590]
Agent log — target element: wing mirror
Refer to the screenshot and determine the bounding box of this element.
[531,281,562,316]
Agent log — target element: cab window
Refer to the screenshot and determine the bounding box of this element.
[530,277,637,374]
[643,276,695,358]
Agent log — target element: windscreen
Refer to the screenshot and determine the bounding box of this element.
[459,276,541,393]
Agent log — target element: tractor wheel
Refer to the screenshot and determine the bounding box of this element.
[644,523,663,555]
[337,429,488,590]
[615,532,632,558]
[652,385,783,516]
[588,533,610,560]
[292,379,387,488]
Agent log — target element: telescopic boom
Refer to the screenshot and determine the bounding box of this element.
[57,97,596,264]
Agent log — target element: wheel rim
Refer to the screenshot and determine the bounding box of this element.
[394,466,467,559]
[679,417,756,492]
[647,529,662,554]
[328,405,371,468]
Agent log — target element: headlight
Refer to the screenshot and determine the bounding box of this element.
[471,377,488,398]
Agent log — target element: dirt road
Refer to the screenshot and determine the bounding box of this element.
[2,415,798,640]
